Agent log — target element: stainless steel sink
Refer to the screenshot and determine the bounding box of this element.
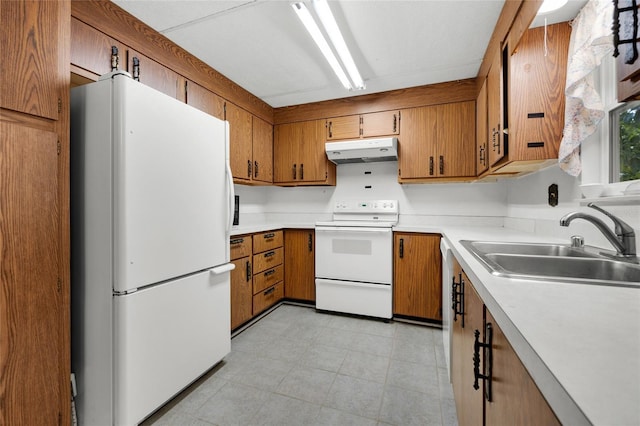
[460,240,640,289]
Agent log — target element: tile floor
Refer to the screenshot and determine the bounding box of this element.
[143,304,458,426]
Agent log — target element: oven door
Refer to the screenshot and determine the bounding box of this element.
[315,225,392,285]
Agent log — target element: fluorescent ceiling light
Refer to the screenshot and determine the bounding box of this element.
[312,0,365,90]
[537,0,569,14]
[292,2,352,90]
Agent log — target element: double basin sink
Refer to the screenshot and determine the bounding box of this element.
[460,240,640,289]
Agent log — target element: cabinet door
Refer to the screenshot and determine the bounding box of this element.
[1,1,62,119]
[273,122,301,183]
[186,80,224,120]
[362,110,400,137]
[284,230,316,302]
[127,50,184,101]
[437,101,476,177]
[70,17,125,81]
[299,119,327,182]
[227,102,253,181]
[252,117,273,183]
[509,23,569,162]
[398,106,437,179]
[393,233,442,320]
[487,48,504,167]
[476,79,489,175]
[451,270,484,426]
[485,309,560,425]
[230,257,253,330]
[326,115,360,140]
[1,123,62,424]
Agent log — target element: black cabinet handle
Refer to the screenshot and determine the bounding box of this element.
[247,160,252,178]
[452,273,465,327]
[328,121,333,138]
[264,287,276,296]
[429,157,434,175]
[264,233,275,239]
[264,269,275,277]
[230,238,244,245]
[439,155,444,175]
[132,57,140,81]
[308,233,313,252]
[479,146,485,164]
[264,250,275,258]
[473,323,493,402]
[399,238,404,258]
[300,163,304,180]
[393,114,398,133]
[245,261,251,282]
[254,161,259,178]
[293,164,297,180]
[111,46,119,71]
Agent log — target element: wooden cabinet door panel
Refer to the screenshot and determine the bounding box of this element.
[476,79,489,175]
[273,122,301,183]
[487,48,504,167]
[437,101,476,177]
[186,80,224,120]
[252,117,273,183]
[299,119,326,182]
[227,102,253,181]
[1,122,61,424]
[71,17,124,79]
[1,1,61,119]
[230,257,252,330]
[393,233,442,320]
[398,106,437,179]
[284,230,315,301]
[127,50,183,100]
[326,115,360,140]
[362,110,400,137]
[485,310,560,425]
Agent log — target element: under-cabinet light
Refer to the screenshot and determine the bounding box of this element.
[312,0,365,90]
[292,2,352,90]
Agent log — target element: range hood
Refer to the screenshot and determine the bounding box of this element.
[325,137,398,164]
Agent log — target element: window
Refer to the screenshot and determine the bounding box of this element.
[610,101,640,182]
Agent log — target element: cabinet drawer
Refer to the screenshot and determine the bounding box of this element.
[253,282,284,315]
[253,247,283,274]
[230,235,252,260]
[253,265,283,295]
[253,230,283,253]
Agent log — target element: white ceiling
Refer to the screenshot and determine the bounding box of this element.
[113,0,587,108]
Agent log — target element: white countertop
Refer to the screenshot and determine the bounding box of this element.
[232,222,640,424]
[432,225,639,426]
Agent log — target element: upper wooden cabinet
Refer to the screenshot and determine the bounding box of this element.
[486,47,504,167]
[186,80,225,120]
[476,79,489,175]
[274,120,336,186]
[71,17,124,79]
[326,110,400,140]
[393,233,442,321]
[227,103,273,185]
[398,101,475,182]
[127,49,185,101]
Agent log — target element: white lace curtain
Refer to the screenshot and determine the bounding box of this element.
[558,0,614,176]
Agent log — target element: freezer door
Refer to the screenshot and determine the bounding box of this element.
[112,76,230,293]
[113,268,230,426]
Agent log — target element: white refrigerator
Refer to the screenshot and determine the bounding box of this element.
[70,72,234,426]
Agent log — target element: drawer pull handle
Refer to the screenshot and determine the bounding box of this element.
[264,287,276,296]
[230,238,244,245]
[264,233,275,239]
[473,323,493,402]
[264,269,276,277]
[264,251,275,258]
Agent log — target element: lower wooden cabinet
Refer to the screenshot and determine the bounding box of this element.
[393,232,442,321]
[230,256,253,330]
[451,258,560,425]
[284,229,315,302]
[251,230,284,316]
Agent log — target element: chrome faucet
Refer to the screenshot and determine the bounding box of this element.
[560,203,637,259]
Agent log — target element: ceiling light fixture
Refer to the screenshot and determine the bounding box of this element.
[292,1,364,91]
[536,0,569,15]
[312,0,365,90]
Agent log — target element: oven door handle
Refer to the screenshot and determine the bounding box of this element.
[315,226,392,233]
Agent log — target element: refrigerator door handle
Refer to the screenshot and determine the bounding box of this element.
[225,122,235,233]
[209,263,236,275]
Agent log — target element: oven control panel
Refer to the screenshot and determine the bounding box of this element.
[333,200,398,214]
